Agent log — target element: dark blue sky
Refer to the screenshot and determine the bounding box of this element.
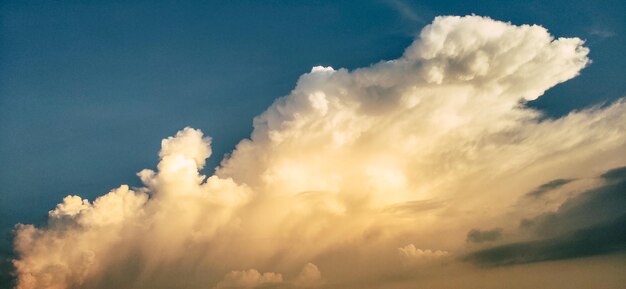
[0,0,624,270]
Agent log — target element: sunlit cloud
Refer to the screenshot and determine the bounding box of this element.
[11,15,626,289]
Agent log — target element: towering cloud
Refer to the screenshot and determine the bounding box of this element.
[11,16,626,289]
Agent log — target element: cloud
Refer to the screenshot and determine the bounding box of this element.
[525,179,574,198]
[601,166,626,180]
[522,169,626,239]
[385,0,424,24]
[588,29,615,39]
[466,228,503,244]
[464,215,626,266]
[212,263,322,289]
[399,244,449,260]
[465,167,626,266]
[213,269,283,289]
[294,263,322,288]
[397,244,450,270]
[10,15,626,289]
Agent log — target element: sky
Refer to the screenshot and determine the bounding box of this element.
[0,1,625,288]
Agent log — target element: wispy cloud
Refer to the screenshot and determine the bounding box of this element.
[588,28,615,39]
[384,0,425,24]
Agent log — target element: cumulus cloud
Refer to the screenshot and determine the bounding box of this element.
[211,263,322,289]
[294,263,322,288]
[213,269,283,289]
[10,15,626,289]
[399,244,449,261]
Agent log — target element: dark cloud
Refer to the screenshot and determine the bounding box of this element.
[0,240,16,289]
[522,173,626,238]
[525,178,574,198]
[465,166,626,266]
[464,214,626,266]
[466,228,503,244]
[600,166,626,181]
[383,199,445,215]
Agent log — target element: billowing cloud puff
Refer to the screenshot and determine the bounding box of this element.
[398,244,449,266]
[294,263,322,288]
[213,269,283,289]
[11,15,626,289]
[212,263,322,289]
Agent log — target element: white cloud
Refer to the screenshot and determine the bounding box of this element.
[399,244,449,259]
[213,269,283,289]
[398,244,450,268]
[11,15,626,289]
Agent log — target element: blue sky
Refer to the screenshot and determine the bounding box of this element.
[0,1,624,286]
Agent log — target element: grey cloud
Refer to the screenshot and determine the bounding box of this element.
[0,247,15,289]
[465,166,626,266]
[525,178,573,198]
[466,228,503,244]
[384,199,445,215]
[600,166,626,181]
[523,172,626,238]
[464,214,626,266]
